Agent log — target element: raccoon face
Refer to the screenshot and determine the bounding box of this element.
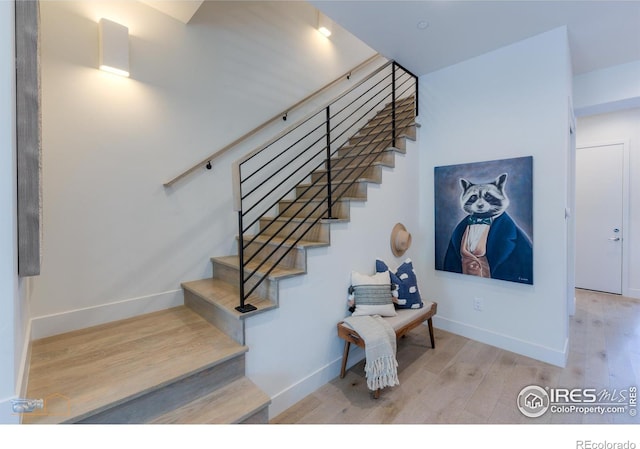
[459,173,509,219]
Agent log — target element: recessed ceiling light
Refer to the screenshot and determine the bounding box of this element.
[417,20,429,30]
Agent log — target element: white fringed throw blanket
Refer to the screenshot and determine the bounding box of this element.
[343,315,399,391]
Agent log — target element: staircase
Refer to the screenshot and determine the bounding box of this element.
[23,64,418,424]
[182,95,417,345]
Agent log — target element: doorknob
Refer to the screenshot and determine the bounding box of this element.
[608,237,621,241]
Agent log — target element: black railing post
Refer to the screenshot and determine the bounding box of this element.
[391,63,397,148]
[414,73,419,117]
[236,202,256,313]
[325,106,335,219]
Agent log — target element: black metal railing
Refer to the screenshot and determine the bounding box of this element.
[232,61,418,312]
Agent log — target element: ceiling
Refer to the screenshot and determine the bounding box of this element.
[139,0,204,24]
[139,0,640,77]
[310,0,640,77]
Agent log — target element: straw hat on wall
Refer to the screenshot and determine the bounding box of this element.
[390,223,412,257]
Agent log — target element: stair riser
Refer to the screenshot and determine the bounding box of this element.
[311,164,382,184]
[359,109,415,132]
[296,181,368,201]
[242,238,306,271]
[212,259,278,303]
[184,289,245,344]
[337,136,408,159]
[259,218,330,244]
[378,96,415,111]
[278,199,350,219]
[76,355,246,423]
[365,102,414,123]
[331,150,396,170]
[241,406,269,424]
[348,122,416,147]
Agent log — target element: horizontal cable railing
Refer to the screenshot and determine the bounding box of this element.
[233,61,418,313]
[163,53,383,187]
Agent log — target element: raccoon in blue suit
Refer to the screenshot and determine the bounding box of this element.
[443,173,533,285]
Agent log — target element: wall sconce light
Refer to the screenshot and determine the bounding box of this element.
[98,18,130,77]
[317,11,333,38]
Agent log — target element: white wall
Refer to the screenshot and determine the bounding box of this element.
[576,108,640,299]
[32,0,375,337]
[0,0,20,424]
[417,27,573,367]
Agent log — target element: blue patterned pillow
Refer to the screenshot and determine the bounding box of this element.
[376,258,424,309]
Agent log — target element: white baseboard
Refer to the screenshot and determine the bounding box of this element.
[433,315,567,368]
[31,290,184,339]
[16,319,31,399]
[625,287,640,300]
[266,348,365,420]
[0,396,20,424]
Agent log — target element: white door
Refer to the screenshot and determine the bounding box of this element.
[575,143,624,294]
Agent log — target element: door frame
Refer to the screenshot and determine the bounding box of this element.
[575,140,630,297]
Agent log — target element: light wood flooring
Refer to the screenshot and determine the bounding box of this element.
[271,289,640,424]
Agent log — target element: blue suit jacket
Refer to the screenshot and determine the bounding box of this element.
[443,212,533,285]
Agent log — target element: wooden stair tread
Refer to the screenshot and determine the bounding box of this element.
[350,126,416,143]
[23,306,247,424]
[241,233,329,250]
[261,216,350,225]
[150,376,270,424]
[298,176,380,188]
[315,160,393,174]
[182,277,276,318]
[214,255,307,280]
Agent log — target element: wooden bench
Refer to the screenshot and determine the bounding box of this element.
[337,301,437,398]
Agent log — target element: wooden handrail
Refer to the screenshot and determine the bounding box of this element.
[163,53,383,187]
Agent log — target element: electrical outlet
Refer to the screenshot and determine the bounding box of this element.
[473,297,483,311]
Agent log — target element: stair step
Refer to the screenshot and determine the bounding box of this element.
[278,197,354,219]
[182,277,276,320]
[296,179,371,201]
[182,276,276,345]
[23,306,253,424]
[311,163,382,184]
[258,216,342,243]
[240,233,328,271]
[359,106,416,130]
[337,141,406,159]
[243,231,330,249]
[214,254,307,281]
[348,121,417,147]
[150,376,270,424]
[331,147,398,169]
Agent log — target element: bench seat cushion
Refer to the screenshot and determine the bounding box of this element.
[340,301,436,335]
[383,304,435,331]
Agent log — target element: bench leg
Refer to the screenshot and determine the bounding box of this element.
[427,318,435,349]
[374,388,380,399]
[340,340,351,379]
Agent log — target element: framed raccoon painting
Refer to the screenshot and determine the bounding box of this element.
[434,156,533,285]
